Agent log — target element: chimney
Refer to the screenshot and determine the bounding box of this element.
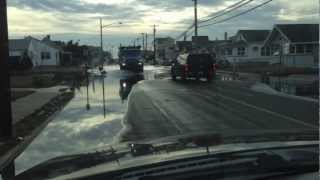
[224,32,228,40]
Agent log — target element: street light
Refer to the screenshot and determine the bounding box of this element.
[100,18,122,65]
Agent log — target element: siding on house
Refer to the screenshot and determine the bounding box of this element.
[218,30,272,63]
[264,24,319,67]
[28,39,60,66]
[9,37,60,67]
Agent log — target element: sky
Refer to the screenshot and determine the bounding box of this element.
[7,0,319,51]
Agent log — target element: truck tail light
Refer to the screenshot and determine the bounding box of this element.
[184,64,189,72]
[213,64,217,71]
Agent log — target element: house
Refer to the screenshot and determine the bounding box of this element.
[41,35,73,66]
[176,36,218,57]
[218,30,273,63]
[263,24,319,67]
[176,41,193,53]
[9,36,61,68]
[155,37,176,64]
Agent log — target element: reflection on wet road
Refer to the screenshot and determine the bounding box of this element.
[14,65,157,174]
[120,74,145,102]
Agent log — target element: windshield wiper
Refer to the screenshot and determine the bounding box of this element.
[129,150,318,180]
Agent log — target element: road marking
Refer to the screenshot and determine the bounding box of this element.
[210,91,316,129]
[216,87,254,97]
[147,94,185,134]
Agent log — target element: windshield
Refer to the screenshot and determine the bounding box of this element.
[0,0,318,179]
[121,50,142,59]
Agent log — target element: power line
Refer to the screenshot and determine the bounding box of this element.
[200,0,254,24]
[175,0,253,40]
[200,0,248,21]
[175,23,194,40]
[199,0,274,28]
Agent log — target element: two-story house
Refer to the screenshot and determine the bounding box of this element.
[9,36,61,68]
[263,24,319,67]
[220,30,272,63]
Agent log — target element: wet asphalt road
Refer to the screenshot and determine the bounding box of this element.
[14,65,318,174]
[122,78,319,142]
[14,65,158,174]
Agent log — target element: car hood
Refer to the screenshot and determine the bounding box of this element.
[16,129,319,180]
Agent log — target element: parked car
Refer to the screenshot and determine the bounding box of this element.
[171,53,217,82]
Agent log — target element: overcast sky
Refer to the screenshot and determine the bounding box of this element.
[7,0,319,50]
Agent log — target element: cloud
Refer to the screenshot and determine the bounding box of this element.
[7,0,319,46]
[8,0,139,18]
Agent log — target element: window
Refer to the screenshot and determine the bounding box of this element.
[306,44,313,53]
[224,48,232,56]
[271,44,280,55]
[41,52,51,60]
[252,46,259,51]
[289,45,296,54]
[261,47,274,56]
[266,47,271,56]
[261,47,266,56]
[296,44,304,54]
[237,47,245,56]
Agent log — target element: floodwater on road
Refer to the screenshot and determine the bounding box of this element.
[14,65,158,174]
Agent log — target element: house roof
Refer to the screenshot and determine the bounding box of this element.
[238,30,270,42]
[9,38,32,51]
[155,37,174,44]
[176,41,192,51]
[176,41,192,47]
[276,24,319,43]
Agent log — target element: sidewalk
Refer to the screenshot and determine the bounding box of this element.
[217,70,318,83]
[217,70,261,82]
[0,86,74,173]
[11,88,59,124]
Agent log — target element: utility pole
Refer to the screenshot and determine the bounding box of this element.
[193,0,198,36]
[141,33,145,51]
[278,38,283,91]
[145,33,148,51]
[100,18,104,65]
[0,0,13,139]
[153,25,157,65]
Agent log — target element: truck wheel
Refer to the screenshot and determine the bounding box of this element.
[195,74,200,81]
[207,75,212,82]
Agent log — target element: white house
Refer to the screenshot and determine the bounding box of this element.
[219,30,276,63]
[155,37,176,65]
[9,36,61,67]
[263,24,319,67]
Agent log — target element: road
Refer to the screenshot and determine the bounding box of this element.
[11,65,318,175]
[121,78,318,142]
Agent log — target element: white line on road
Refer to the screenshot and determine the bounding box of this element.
[210,91,316,129]
[150,98,185,134]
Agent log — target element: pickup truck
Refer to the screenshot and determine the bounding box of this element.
[171,53,217,82]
